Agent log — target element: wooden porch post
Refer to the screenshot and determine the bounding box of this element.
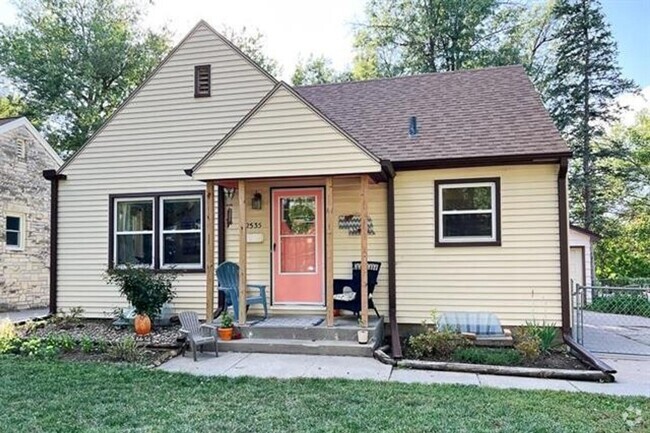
[326,177,334,327]
[205,181,215,321]
[360,175,369,327]
[238,180,247,324]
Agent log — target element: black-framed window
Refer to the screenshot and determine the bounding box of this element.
[109,191,205,271]
[434,178,501,247]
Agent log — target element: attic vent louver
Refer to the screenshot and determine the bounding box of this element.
[409,116,418,137]
[194,64,211,97]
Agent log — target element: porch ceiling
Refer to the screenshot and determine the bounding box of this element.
[190,82,382,182]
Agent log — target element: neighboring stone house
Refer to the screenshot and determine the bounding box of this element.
[0,117,62,311]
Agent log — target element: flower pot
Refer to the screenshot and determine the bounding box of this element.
[357,329,369,345]
[134,313,152,336]
[218,327,233,341]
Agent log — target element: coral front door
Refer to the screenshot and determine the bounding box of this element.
[272,188,324,305]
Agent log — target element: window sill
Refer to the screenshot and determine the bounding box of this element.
[5,247,24,252]
[435,240,501,247]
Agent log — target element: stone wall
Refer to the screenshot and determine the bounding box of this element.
[0,125,58,311]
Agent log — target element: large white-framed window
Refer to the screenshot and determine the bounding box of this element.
[435,178,501,246]
[160,195,203,269]
[114,198,154,267]
[5,215,23,250]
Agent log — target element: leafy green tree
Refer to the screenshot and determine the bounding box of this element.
[221,26,280,77]
[546,0,636,231]
[292,55,351,86]
[0,95,27,118]
[350,0,534,77]
[0,0,170,156]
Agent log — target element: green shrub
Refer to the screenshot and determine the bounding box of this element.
[406,329,470,359]
[587,293,650,317]
[0,320,20,354]
[512,327,541,361]
[107,337,141,362]
[51,307,85,329]
[80,337,95,354]
[105,265,177,319]
[452,347,523,366]
[45,334,76,352]
[18,338,59,359]
[523,322,558,353]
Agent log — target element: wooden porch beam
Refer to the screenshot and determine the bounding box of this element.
[325,177,334,327]
[360,175,369,327]
[238,180,247,324]
[205,181,215,321]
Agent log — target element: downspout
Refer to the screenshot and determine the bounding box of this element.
[557,158,615,377]
[217,186,226,264]
[43,169,66,315]
[382,160,402,358]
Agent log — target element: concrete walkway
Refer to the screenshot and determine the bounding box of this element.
[159,352,650,398]
[0,308,49,323]
[584,311,650,356]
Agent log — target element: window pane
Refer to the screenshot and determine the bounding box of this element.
[163,233,201,265]
[117,201,152,232]
[443,214,493,238]
[163,198,201,230]
[6,231,19,246]
[281,197,315,235]
[442,186,492,211]
[116,234,153,265]
[281,236,316,273]
[6,216,20,231]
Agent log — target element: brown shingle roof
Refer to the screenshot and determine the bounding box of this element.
[296,65,569,163]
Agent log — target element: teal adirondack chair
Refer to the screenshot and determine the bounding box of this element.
[216,261,268,323]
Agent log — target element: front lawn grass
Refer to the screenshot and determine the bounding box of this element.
[0,357,647,433]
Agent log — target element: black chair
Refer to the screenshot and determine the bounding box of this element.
[333,261,382,317]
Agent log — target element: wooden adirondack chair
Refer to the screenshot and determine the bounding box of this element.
[178,311,218,361]
[216,261,268,323]
[333,261,382,317]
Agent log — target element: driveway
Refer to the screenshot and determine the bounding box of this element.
[0,308,49,323]
[583,311,650,356]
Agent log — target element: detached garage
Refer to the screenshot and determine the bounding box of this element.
[569,225,600,287]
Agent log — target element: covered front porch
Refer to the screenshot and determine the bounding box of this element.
[202,174,381,330]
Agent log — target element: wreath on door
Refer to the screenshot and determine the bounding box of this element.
[287,199,315,234]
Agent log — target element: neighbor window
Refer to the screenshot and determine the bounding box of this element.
[5,215,23,249]
[110,192,204,270]
[435,178,500,246]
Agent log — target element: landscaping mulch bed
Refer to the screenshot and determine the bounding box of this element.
[18,319,183,348]
[400,337,590,370]
[58,347,177,366]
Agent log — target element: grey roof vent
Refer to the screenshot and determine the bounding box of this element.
[409,116,418,137]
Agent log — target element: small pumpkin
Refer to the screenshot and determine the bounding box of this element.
[134,313,152,336]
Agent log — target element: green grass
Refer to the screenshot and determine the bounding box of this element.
[0,357,648,433]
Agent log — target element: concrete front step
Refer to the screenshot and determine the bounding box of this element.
[219,337,379,357]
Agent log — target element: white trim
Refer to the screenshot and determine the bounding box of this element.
[437,181,497,243]
[5,214,24,251]
[113,198,154,267]
[0,117,63,166]
[159,194,204,270]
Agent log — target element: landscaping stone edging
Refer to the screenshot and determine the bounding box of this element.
[373,347,615,383]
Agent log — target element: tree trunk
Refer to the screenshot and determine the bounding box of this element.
[582,0,592,230]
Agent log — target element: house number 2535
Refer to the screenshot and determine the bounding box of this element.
[246,222,262,229]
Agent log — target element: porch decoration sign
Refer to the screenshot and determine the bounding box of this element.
[338,214,375,236]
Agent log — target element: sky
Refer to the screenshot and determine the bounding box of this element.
[0,0,648,111]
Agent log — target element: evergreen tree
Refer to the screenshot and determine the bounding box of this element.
[546,0,636,230]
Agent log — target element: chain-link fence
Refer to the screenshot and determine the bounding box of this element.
[573,283,650,356]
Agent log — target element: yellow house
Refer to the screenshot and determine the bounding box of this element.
[44,21,572,357]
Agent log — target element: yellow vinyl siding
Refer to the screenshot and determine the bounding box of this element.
[56,23,275,317]
[394,164,561,326]
[224,177,389,316]
[192,86,381,180]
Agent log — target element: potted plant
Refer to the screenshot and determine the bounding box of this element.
[105,265,177,336]
[357,317,369,344]
[218,312,234,341]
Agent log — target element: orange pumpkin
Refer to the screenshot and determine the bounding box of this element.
[134,314,152,336]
